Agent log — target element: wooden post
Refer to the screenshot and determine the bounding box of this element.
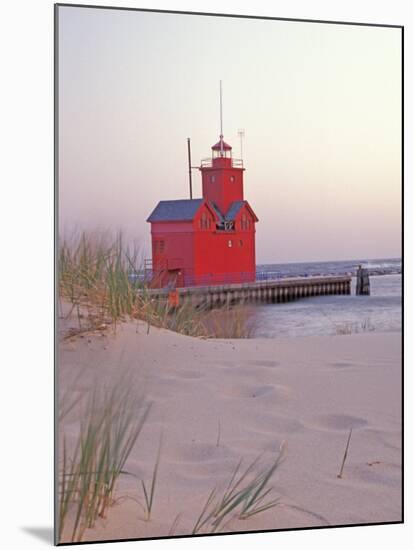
[356,265,370,295]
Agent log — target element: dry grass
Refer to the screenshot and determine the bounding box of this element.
[200,306,256,338]
[334,318,375,335]
[59,231,255,339]
[337,428,353,479]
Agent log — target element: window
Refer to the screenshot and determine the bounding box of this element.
[154,240,165,253]
[210,175,216,183]
[200,212,211,230]
[241,213,250,230]
[230,175,235,183]
[228,240,233,248]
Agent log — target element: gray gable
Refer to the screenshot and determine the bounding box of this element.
[147,199,204,222]
[225,201,246,221]
[209,202,225,223]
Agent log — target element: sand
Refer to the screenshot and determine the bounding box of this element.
[58,311,402,542]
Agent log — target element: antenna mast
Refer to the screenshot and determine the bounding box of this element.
[187,137,193,199]
[219,80,224,156]
[238,128,245,161]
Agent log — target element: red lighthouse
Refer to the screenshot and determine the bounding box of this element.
[147,96,258,288]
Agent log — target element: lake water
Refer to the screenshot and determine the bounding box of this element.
[252,258,402,338]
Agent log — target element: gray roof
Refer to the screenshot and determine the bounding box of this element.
[209,202,225,223]
[225,201,246,221]
[147,199,204,222]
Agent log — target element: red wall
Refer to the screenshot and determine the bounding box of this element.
[201,157,245,216]
[150,204,256,288]
[150,221,194,287]
[192,205,256,286]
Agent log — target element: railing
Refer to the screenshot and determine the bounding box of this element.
[182,272,255,287]
[182,271,291,287]
[130,267,350,288]
[200,157,244,168]
[130,269,255,287]
[256,271,282,281]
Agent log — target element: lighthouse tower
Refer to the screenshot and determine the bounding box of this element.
[200,136,245,218]
[146,86,258,288]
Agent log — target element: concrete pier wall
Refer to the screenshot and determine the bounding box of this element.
[141,275,352,308]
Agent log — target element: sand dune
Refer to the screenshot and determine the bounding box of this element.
[58,312,402,542]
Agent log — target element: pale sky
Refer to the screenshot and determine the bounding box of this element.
[58,6,402,264]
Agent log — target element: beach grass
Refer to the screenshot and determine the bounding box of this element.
[192,444,286,534]
[59,381,285,542]
[141,433,163,521]
[59,231,144,328]
[59,231,254,339]
[58,378,152,543]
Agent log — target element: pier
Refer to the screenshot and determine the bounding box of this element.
[142,275,352,308]
[356,265,370,296]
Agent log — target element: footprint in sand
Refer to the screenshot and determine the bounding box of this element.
[363,428,401,451]
[346,462,401,488]
[331,361,353,369]
[215,359,279,369]
[278,503,329,526]
[253,413,304,434]
[313,413,368,431]
[221,384,287,400]
[148,376,196,398]
[170,369,204,380]
[244,359,280,368]
[172,442,234,463]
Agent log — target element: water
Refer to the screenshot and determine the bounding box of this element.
[257,257,401,279]
[252,258,402,338]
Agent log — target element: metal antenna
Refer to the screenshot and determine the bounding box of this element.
[219,80,224,156]
[238,128,245,161]
[187,138,193,199]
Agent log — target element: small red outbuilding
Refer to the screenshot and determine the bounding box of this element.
[147,135,258,288]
